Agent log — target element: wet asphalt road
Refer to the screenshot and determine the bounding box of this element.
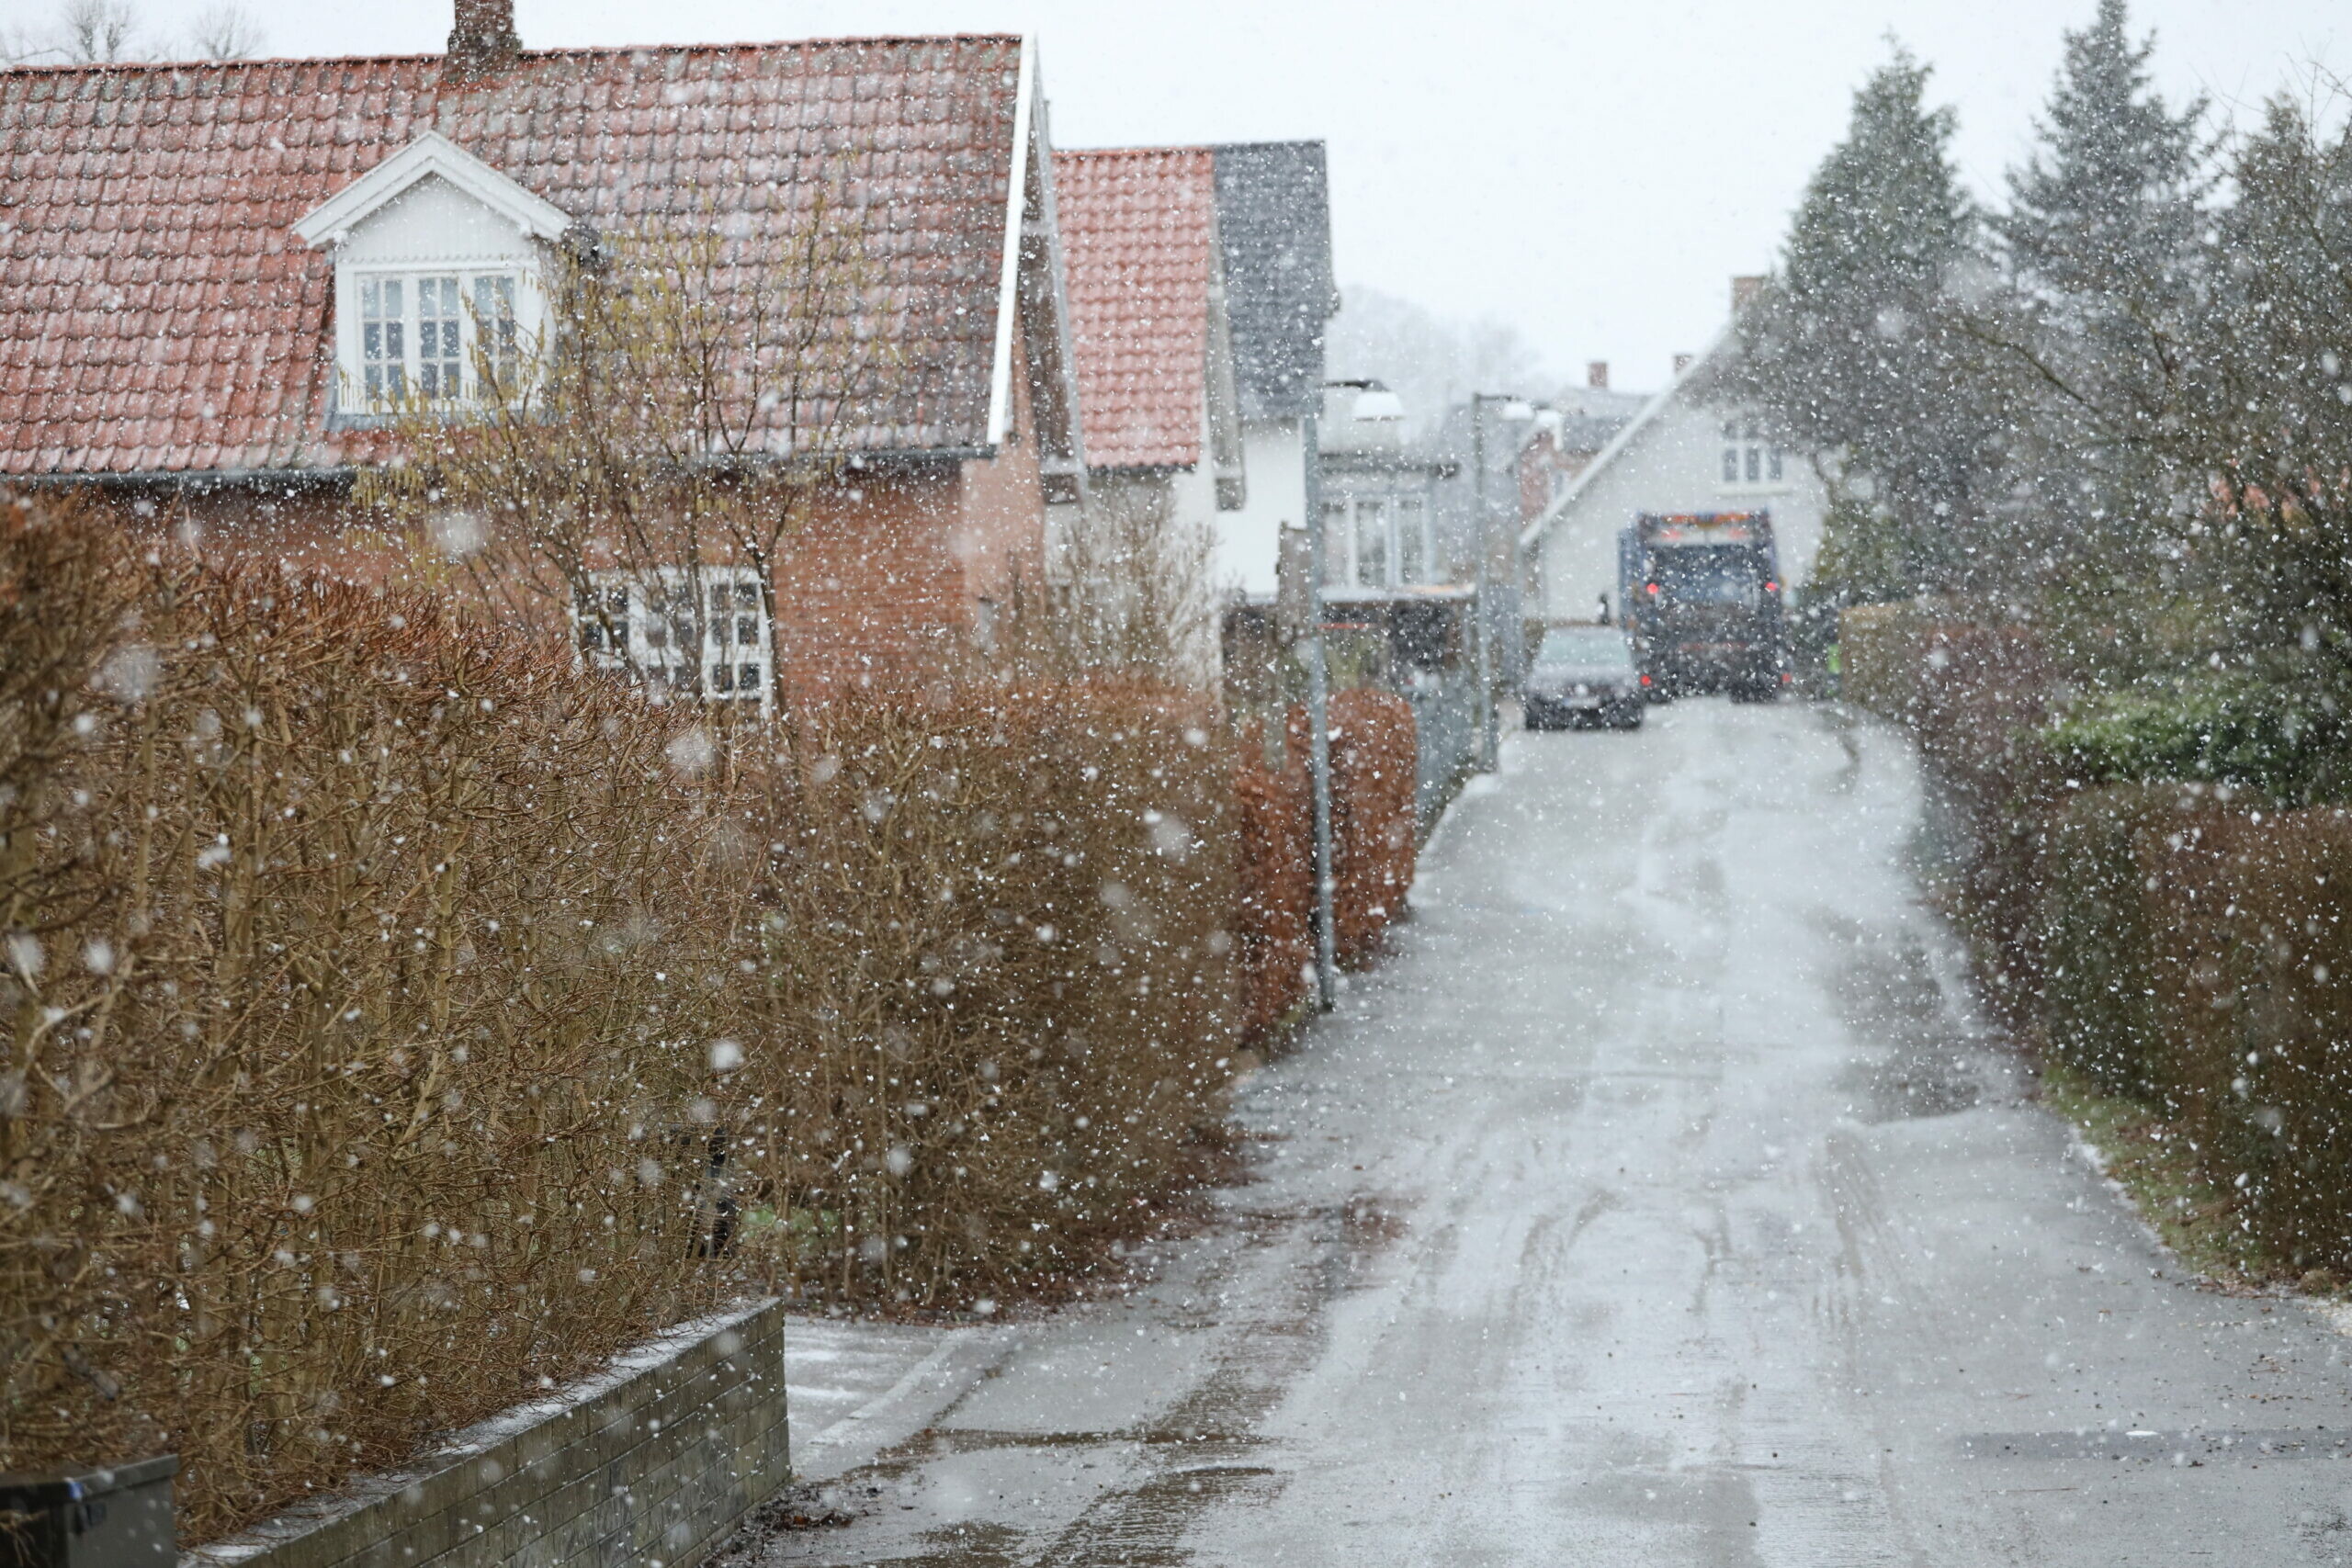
[770,699,2352,1566]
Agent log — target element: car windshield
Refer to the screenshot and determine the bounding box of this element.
[1535,628,1633,671]
[1654,547,1762,606]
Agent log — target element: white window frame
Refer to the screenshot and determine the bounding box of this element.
[1323,492,1439,591]
[573,567,773,713]
[336,263,538,414]
[1719,420,1789,493]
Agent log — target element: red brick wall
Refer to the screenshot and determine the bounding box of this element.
[47,397,1053,711]
[769,462,969,703]
[954,334,1049,617]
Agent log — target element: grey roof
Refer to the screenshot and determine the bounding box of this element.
[1213,141,1338,423]
[1548,411,1636,457]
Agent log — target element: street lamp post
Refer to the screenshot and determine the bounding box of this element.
[1468,393,1532,773]
[1300,412,1339,1011]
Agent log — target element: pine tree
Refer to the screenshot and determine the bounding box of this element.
[1718,50,1999,602]
[2176,96,2352,681]
[1996,0,2208,599]
[2002,0,2203,298]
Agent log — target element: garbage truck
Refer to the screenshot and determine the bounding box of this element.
[1616,511,1791,701]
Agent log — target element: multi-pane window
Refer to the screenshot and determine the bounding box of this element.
[360,278,406,402]
[574,568,771,711]
[347,269,523,410]
[471,276,518,391]
[1395,496,1427,584]
[1720,421,1786,489]
[1352,498,1389,590]
[1323,494,1438,591]
[416,276,464,400]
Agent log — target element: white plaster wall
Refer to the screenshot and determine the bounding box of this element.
[1169,390,1224,555]
[1536,391,1828,623]
[341,175,542,266]
[1213,418,1304,601]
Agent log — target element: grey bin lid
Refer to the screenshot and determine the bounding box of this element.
[0,1454,177,1506]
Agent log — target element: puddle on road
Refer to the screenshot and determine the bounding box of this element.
[1816,911,1991,1123]
[782,1193,1410,1566]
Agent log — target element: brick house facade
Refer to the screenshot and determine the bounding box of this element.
[0,13,1087,704]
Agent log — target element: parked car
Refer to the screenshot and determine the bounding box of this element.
[1523,625,1645,729]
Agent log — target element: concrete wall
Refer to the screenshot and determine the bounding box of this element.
[1213,417,1305,601]
[183,1298,788,1568]
[1534,391,1827,625]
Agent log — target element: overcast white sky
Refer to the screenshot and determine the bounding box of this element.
[109,0,2346,393]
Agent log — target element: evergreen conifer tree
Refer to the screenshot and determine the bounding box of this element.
[1996,0,2208,599]
[2177,96,2352,681]
[1718,50,1998,602]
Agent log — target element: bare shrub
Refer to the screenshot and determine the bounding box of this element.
[1230,735,1313,1043]
[1048,485,1220,688]
[1287,691,1418,968]
[0,497,1258,1538]
[0,498,752,1539]
[1326,690,1417,966]
[733,679,1237,1303]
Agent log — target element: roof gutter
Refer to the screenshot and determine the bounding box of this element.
[13,445,993,491]
[11,468,358,491]
[982,35,1036,452]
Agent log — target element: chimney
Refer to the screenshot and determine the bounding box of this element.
[1673,353,1693,376]
[444,0,520,84]
[1586,360,1609,391]
[1731,275,1767,314]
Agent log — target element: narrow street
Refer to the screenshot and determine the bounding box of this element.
[774,700,2352,1566]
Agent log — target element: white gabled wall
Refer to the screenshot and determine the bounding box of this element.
[337,175,543,268]
[1536,390,1829,623]
[1213,418,1304,600]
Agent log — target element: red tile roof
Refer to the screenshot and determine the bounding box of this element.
[1052,147,1216,471]
[0,37,1026,477]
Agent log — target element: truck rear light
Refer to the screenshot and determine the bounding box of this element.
[1639,673,1652,686]
[1645,582,1660,596]
[1765,581,1779,593]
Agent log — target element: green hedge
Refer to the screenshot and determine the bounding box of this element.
[1842,611,2352,1275]
[2034,786,2171,1103]
[2042,672,2352,807]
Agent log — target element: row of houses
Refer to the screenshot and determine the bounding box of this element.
[1,5,1340,708]
[6,1,1835,750]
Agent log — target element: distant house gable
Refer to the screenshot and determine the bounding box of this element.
[1517,354,1702,559]
[1520,327,1832,617]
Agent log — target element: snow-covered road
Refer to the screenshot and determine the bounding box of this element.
[765,698,2352,1566]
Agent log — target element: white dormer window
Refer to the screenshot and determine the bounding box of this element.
[355,270,522,407]
[295,131,569,418]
